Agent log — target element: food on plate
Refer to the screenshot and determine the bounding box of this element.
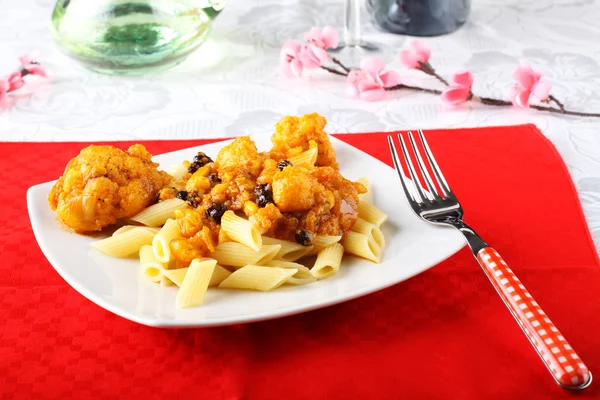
[48,144,172,232]
[49,113,388,308]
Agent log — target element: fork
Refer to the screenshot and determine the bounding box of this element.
[388,130,592,390]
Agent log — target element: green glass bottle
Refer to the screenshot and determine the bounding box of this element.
[51,0,226,75]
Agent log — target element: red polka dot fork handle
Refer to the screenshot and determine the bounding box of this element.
[476,247,591,389]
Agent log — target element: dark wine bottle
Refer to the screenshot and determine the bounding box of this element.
[367,0,471,36]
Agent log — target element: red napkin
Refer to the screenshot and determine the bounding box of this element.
[1,124,599,399]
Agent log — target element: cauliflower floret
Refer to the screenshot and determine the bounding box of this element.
[48,145,172,232]
[215,136,262,180]
[271,113,338,168]
[272,166,324,212]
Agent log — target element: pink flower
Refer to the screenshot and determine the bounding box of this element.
[304,26,339,63]
[298,44,323,69]
[19,53,47,77]
[305,26,339,49]
[346,57,400,102]
[0,79,9,105]
[7,72,24,91]
[509,61,552,108]
[280,40,305,78]
[441,70,473,106]
[399,40,431,69]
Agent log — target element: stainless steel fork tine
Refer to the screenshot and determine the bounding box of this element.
[418,129,450,196]
[388,136,418,203]
[408,131,438,200]
[398,134,428,203]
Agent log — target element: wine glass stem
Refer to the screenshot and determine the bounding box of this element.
[344,0,362,46]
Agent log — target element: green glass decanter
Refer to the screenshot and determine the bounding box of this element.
[51,0,226,74]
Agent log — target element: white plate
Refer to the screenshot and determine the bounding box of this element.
[27,136,465,328]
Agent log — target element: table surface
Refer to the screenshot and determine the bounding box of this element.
[1,0,599,253]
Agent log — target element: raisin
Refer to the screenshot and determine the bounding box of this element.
[193,152,213,165]
[187,190,201,208]
[207,173,222,184]
[277,160,293,171]
[188,163,200,174]
[206,202,227,223]
[295,230,313,246]
[188,152,214,173]
[176,191,188,201]
[254,183,273,208]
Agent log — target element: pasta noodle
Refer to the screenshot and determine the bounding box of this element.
[220,211,262,251]
[152,218,181,263]
[340,231,381,263]
[160,275,175,286]
[311,243,344,279]
[356,177,373,204]
[308,235,342,255]
[162,267,188,287]
[209,264,232,287]
[218,265,297,291]
[217,229,230,245]
[113,225,160,236]
[265,260,316,285]
[358,201,388,228]
[131,198,186,227]
[139,245,165,283]
[351,218,385,249]
[162,264,230,287]
[262,236,313,261]
[91,227,155,258]
[176,258,217,308]
[287,147,318,166]
[210,242,280,267]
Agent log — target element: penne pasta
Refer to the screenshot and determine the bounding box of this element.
[209,264,232,287]
[311,243,344,279]
[139,245,165,283]
[262,236,313,261]
[162,264,230,287]
[221,211,262,251]
[287,147,318,166]
[91,227,155,258]
[209,242,281,267]
[358,201,388,228]
[218,265,297,291]
[341,231,382,263]
[160,275,175,286]
[356,177,373,204]
[131,198,186,227]
[162,267,188,287]
[265,260,316,285]
[351,218,385,249]
[153,218,181,263]
[218,229,230,245]
[308,235,342,255]
[176,258,217,308]
[113,225,160,236]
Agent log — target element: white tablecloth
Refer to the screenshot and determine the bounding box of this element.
[1,0,599,251]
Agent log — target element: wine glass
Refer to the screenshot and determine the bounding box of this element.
[329,0,381,67]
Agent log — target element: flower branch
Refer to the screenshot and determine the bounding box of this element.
[281,27,600,118]
[319,65,348,77]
